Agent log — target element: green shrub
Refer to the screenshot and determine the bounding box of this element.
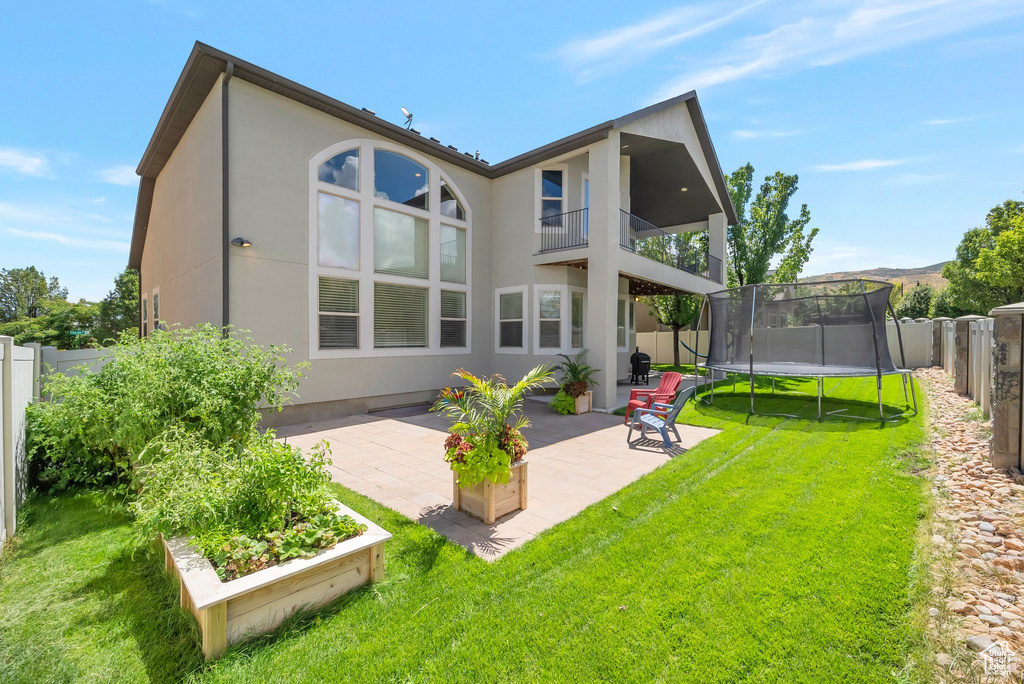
[132,428,365,580]
[27,324,304,492]
[553,349,598,398]
[551,390,576,415]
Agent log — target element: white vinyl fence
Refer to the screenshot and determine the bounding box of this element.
[942,320,955,374]
[1,338,38,545]
[637,320,934,369]
[0,340,109,548]
[969,318,994,416]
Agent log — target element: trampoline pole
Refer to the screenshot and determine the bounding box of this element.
[909,374,918,415]
[902,373,909,403]
[817,376,822,420]
[749,284,757,414]
[877,377,884,420]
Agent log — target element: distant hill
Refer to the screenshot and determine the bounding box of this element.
[803,262,949,291]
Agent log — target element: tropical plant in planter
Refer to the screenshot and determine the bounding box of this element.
[432,366,554,523]
[552,349,598,414]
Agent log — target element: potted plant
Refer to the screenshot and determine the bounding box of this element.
[432,366,554,524]
[552,349,598,415]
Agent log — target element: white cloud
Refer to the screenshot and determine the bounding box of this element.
[0,147,51,177]
[5,227,129,251]
[813,158,909,172]
[923,117,968,125]
[553,1,767,83]
[98,165,139,187]
[731,129,801,139]
[649,0,1024,99]
[889,172,954,185]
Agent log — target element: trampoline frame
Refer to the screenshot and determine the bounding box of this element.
[693,279,919,422]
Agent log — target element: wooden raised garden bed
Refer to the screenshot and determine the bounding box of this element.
[163,502,391,659]
[452,459,527,525]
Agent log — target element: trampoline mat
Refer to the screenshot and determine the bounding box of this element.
[705,362,908,378]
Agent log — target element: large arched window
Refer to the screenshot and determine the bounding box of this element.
[308,140,471,358]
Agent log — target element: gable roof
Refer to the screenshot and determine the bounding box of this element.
[129,42,737,268]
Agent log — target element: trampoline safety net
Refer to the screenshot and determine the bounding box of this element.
[704,279,899,377]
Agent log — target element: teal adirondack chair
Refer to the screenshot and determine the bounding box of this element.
[627,385,696,448]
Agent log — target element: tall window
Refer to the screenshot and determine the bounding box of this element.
[441,225,466,284]
[374,283,427,348]
[318,277,359,349]
[311,140,470,357]
[617,299,627,348]
[374,150,428,210]
[142,296,148,337]
[440,290,466,347]
[571,291,584,348]
[374,208,428,279]
[541,170,564,224]
[318,194,359,269]
[498,291,524,349]
[538,290,561,348]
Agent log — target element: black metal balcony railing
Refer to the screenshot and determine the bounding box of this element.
[539,208,588,252]
[619,210,722,282]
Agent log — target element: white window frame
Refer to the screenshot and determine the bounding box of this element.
[534,165,567,232]
[439,289,468,348]
[494,285,528,355]
[151,286,161,332]
[141,292,149,337]
[308,138,471,358]
[533,284,573,355]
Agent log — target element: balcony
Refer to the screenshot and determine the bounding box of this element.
[539,208,588,252]
[619,210,722,282]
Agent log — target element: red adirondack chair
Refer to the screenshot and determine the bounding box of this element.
[624,371,683,423]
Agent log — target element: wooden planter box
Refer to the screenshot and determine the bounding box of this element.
[163,502,391,660]
[574,390,593,415]
[452,460,527,525]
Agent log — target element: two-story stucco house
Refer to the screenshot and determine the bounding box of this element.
[129,43,738,424]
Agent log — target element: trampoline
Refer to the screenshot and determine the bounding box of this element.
[695,279,917,421]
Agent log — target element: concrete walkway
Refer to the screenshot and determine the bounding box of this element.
[277,403,719,560]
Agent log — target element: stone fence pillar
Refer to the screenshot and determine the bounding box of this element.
[954,315,987,395]
[932,317,952,368]
[989,303,1024,470]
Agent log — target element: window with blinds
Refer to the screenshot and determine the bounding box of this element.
[373,207,428,279]
[440,290,466,347]
[499,291,523,348]
[571,291,584,348]
[318,277,359,349]
[539,290,561,348]
[374,282,427,348]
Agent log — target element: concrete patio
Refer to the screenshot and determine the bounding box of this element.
[277,402,719,560]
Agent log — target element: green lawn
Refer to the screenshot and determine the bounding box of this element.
[0,376,931,683]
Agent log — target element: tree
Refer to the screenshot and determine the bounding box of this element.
[95,269,139,343]
[942,196,1024,314]
[894,284,933,319]
[0,266,68,322]
[930,287,968,318]
[725,163,819,286]
[0,298,99,349]
[642,293,702,367]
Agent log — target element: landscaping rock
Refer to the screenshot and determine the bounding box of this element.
[967,634,994,652]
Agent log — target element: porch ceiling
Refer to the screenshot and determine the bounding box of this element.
[622,133,722,228]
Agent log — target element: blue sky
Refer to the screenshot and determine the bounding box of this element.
[2,1,1022,301]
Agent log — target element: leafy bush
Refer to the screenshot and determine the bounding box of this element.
[132,428,365,580]
[551,390,576,415]
[432,366,554,487]
[27,324,304,492]
[553,349,598,398]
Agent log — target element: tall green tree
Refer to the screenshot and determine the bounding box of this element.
[0,299,99,349]
[641,293,702,367]
[95,269,139,343]
[725,163,819,286]
[0,266,68,322]
[942,196,1024,314]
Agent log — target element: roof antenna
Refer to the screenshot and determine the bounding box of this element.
[400,107,413,130]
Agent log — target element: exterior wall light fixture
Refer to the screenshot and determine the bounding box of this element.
[231,237,252,247]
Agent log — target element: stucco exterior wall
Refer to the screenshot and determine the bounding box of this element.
[140,74,224,329]
[226,79,493,408]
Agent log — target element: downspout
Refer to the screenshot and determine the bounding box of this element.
[221,61,233,336]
